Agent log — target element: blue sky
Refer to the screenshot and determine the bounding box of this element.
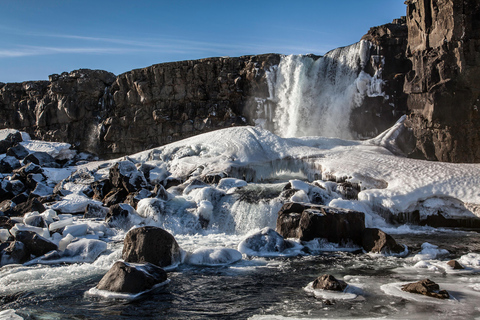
[0,1,406,83]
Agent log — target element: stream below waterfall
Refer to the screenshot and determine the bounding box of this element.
[3,228,480,320]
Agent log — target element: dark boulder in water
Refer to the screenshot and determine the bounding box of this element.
[276,202,365,245]
[362,228,404,254]
[401,279,449,299]
[105,203,133,228]
[123,226,181,268]
[96,261,168,294]
[312,274,347,292]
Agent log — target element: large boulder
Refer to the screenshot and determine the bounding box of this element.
[362,228,404,254]
[123,226,181,268]
[96,261,167,294]
[276,202,365,245]
[312,274,348,292]
[401,279,449,299]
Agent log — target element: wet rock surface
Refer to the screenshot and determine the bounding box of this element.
[96,261,167,294]
[312,274,348,292]
[123,226,181,268]
[276,202,365,245]
[401,279,450,299]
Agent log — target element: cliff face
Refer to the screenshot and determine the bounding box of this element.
[2,0,479,163]
[355,17,411,138]
[403,0,480,162]
[0,55,280,158]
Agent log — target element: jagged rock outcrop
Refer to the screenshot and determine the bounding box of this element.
[0,55,280,158]
[355,17,411,138]
[403,0,480,162]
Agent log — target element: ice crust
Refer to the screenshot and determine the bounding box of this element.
[118,124,480,219]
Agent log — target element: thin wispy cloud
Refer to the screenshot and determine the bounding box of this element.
[0,26,332,59]
[0,46,142,58]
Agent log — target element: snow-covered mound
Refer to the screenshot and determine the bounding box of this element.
[74,122,480,220]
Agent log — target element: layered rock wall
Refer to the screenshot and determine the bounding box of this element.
[0,55,280,158]
[403,0,480,162]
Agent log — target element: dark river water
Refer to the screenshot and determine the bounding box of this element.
[3,228,480,320]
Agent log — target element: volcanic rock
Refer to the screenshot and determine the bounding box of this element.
[123,226,181,268]
[6,145,29,160]
[401,279,449,299]
[447,260,464,270]
[24,152,56,167]
[403,0,480,162]
[96,261,168,294]
[362,228,404,254]
[0,241,29,265]
[276,202,365,245]
[105,203,133,228]
[312,274,348,292]
[15,230,57,257]
[109,161,149,193]
[4,197,45,217]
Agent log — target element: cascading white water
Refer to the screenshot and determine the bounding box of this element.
[266,40,384,139]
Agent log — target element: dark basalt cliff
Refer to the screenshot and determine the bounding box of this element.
[403,0,480,162]
[0,55,280,158]
[1,0,479,162]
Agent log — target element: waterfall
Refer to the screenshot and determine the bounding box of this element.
[265,40,383,139]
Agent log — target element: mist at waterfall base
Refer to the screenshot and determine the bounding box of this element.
[2,44,480,319]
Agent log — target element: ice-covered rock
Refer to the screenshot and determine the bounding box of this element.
[20,140,76,160]
[238,227,289,256]
[401,279,449,299]
[0,241,29,266]
[109,160,148,193]
[136,198,164,222]
[186,247,242,266]
[50,193,102,214]
[25,238,107,265]
[105,203,138,229]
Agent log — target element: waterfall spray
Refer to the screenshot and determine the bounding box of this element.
[265,40,383,139]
